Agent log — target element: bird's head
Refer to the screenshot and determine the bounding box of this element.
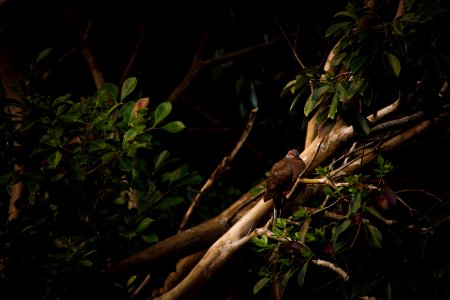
[286,149,300,159]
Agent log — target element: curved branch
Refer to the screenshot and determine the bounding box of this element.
[155,199,272,300]
[104,186,262,276]
[311,259,349,281]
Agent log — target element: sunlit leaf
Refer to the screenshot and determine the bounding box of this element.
[281,79,296,96]
[328,93,339,119]
[253,277,271,294]
[154,101,172,126]
[123,128,138,143]
[126,275,137,288]
[121,77,137,101]
[141,233,158,244]
[136,217,154,232]
[160,121,185,133]
[304,84,331,116]
[325,21,352,37]
[36,47,52,63]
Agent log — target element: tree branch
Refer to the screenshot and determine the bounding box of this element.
[178,107,259,231]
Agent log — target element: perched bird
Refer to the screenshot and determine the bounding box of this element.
[264,149,306,220]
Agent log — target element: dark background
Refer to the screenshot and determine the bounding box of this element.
[0,0,348,192]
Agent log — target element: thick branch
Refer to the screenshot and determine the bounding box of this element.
[153,99,446,300]
[104,186,262,276]
[155,199,272,300]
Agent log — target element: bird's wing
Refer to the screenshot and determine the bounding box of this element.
[264,158,293,200]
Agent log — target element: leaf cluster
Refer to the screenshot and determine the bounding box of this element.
[283,0,449,137]
[0,78,201,297]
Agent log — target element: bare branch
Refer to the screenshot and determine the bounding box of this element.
[120,3,145,87]
[178,107,259,231]
[311,259,349,281]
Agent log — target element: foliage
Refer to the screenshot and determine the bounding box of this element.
[0,78,201,298]
[283,0,450,136]
[252,154,450,299]
[253,0,450,298]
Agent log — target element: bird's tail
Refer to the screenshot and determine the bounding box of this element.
[273,197,284,220]
[273,207,281,221]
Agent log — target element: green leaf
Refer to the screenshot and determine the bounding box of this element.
[304,84,331,116]
[89,140,109,152]
[59,112,83,124]
[52,94,72,108]
[353,114,371,136]
[123,128,138,144]
[48,151,62,169]
[78,259,93,267]
[385,52,401,77]
[153,150,170,174]
[365,206,386,222]
[136,217,154,232]
[328,93,339,119]
[350,53,370,74]
[281,269,296,290]
[36,47,52,63]
[332,219,352,252]
[117,157,133,172]
[365,223,382,248]
[127,275,137,287]
[348,190,362,215]
[141,233,158,244]
[297,262,309,287]
[325,22,352,37]
[154,102,172,126]
[103,82,119,102]
[281,79,296,96]
[377,154,385,165]
[155,196,184,210]
[160,121,186,133]
[121,77,137,101]
[253,277,271,294]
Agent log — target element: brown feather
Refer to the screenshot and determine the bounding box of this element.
[263,149,306,219]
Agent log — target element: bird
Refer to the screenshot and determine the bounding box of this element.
[264,149,306,220]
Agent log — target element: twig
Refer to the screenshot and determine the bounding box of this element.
[266,4,305,69]
[131,273,151,298]
[310,259,349,281]
[167,4,283,102]
[396,189,444,203]
[178,107,259,231]
[119,2,145,88]
[286,137,325,200]
[43,1,103,84]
